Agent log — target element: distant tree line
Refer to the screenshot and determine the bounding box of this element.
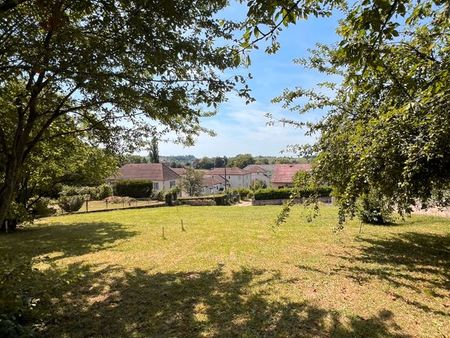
[120,153,313,169]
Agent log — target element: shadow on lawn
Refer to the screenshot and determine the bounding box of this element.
[2,262,409,337]
[0,223,418,337]
[299,231,450,320]
[0,221,138,260]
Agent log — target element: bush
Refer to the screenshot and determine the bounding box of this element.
[31,198,57,218]
[58,195,84,212]
[96,184,113,200]
[114,180,152,198]
[180,199,216,206]
[164,188,179,206]
[232,188,253,200]
[253,187,332,200]
[104,196,135,204]
[178,192,240,206]
[357,192,393,225]
[60,184,113,200]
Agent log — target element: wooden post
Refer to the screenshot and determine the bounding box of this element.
[86,200,89,212]
[162,226,166,239]
[181,219,185,232]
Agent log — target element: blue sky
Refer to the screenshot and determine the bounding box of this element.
[159,4,344,157]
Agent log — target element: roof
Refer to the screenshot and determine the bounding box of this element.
[244,165,268,174]
[202,175,225,187]
[271,164,312,184]
[208,167,250,176]
[170,167,187,176]
[111,163,180,182]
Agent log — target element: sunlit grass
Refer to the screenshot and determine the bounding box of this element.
[1,205,449,337]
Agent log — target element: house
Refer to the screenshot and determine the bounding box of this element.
[271,164,312,188]
[208,167,251,188]
[170,167,187,177]
[201,175,225,195]
[243,165,271,187]
[109,163,180,191]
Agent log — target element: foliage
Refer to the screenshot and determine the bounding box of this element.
[57,195,84,213]
[229,154,255,169]
[250,179,267,191]
[193,157,215,170]
[60,184,113,201]
[357,190,394,225]
[254,187,332,200]
[232,188,253,200]
[31,198,57,218]
[164,188,179,206]
[180,168,204,196]
[114,180,153,199]
[272,0,450,222]
[104,196,135,204]
[0,0,253,225]
[148,137,159,163]
[178,192,239,206]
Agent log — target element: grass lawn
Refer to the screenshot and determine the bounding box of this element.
[1,205,449,337]
[73,199,163,213]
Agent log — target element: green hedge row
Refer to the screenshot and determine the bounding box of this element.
[60,184,113,200]
[178,192,240,206]
[253,187,332,200]
[114,180,153,198]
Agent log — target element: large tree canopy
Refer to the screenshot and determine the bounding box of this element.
[0,0,254,224]
[273,0,450,222]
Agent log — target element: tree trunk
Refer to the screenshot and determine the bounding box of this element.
[0,160,19,230]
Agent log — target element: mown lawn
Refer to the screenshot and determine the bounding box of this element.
[1,205,449,337]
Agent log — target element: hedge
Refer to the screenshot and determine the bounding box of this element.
[178,192,240,206]
[60,184,113,200]
[253,187,332,200]
[114,180,153,198]
[58,195,84,212]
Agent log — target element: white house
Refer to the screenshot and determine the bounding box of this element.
[208,167,251,188]
[201,175,225,195]
[243,165,271,187]
[108,163,180,191]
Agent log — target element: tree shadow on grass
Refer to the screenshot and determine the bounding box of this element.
[0,221,138,260]
[16,264,407,338]
[298,231,450,320]
[348,232,450,290]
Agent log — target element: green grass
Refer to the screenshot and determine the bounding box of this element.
[1,205,449,337]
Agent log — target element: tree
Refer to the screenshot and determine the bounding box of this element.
[181,168,203,197]
[273,0,450,222]
[149,137,159,163]
[195,157,215,170]
[229,154,255,168]
[0,0,252,225]
[214,157,226,168]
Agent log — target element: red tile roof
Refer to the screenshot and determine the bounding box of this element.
[208,167,250,175]
[271,164,312,184]
[170,167,187,176]
[202,175,225,187]
[244,165,268,174]
[111,163,180,181]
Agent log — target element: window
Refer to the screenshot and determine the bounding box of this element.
[153,182,159,190]
[170,181,176,188]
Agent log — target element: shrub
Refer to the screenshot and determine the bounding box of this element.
[58,195,84,212]
[164,188,179,206]
[232,188,253,200]
[180,199,216,206]
[253,187,332,200]
[60,184,113,200]
[357,192,393,225]
[114,180,152,198]
[31,198,57,218]
[104,196,135,204]
[96,184,113,200]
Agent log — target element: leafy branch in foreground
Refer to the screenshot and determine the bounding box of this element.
[273,0,450,224]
